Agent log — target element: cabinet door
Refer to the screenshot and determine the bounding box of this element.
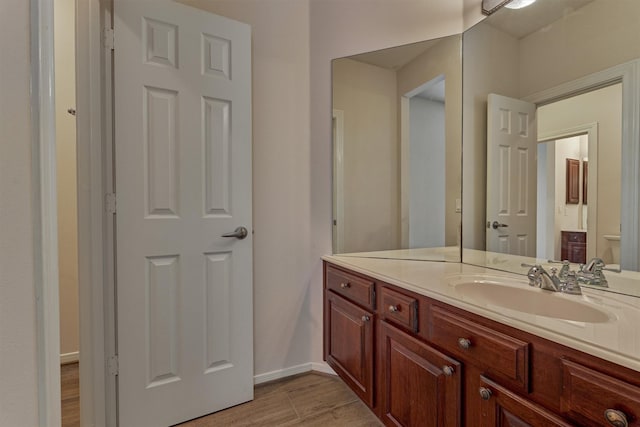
[479,376,572,427]
[325,291,375,407]
[379,321,461,427]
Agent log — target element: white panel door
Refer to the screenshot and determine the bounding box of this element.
[486,94,537,256]
[114,1,252,426]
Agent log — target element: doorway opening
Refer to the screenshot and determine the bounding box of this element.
[401,74,447,248]
[536,83,621,265]
[54,0,80,424]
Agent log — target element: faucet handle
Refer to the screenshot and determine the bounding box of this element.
[562,271,582,295]
[522,263,542,287]
[586,257,606,272]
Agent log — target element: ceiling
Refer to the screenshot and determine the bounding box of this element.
[346,39,442,71]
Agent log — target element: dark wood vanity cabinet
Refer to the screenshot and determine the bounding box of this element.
[561,231,586,264]
[323,261,640,426]
[324,290,375,407]
[379,320,461,426]
[478,376,573,427]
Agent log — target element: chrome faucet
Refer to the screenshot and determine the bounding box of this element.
[576,257,608,287]
[522,264,561,292]
[522,263,582,294]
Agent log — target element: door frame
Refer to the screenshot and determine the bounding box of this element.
[523,59,640,271]
[32,0,116,425]
[332,109,345,253]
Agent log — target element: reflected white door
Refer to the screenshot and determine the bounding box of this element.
[486,94,537,256]
[114,1,252,425]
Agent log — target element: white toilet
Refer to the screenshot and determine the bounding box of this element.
[603,234,621,267]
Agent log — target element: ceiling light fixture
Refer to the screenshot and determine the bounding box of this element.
[504,0,537,9]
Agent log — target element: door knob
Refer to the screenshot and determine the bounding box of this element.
[491,221,509,230]
[221,226,248,240]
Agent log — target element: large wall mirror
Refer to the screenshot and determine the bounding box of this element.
[462,0,640,294]
[332,35,462,262]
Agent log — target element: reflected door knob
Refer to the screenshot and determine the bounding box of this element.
[491,221,509,230]
[221,226,248,240]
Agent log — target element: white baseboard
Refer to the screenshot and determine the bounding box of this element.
[310,362,336,376]
[253,362,337,385]
[61,351,79,365]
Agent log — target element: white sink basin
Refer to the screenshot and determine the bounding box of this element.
[448,275,612,323]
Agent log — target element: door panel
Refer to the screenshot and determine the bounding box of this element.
[487,94,537,256]
[114,1,252,425]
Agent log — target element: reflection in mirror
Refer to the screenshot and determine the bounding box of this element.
[332,36,462,261]
[462,0,640,296]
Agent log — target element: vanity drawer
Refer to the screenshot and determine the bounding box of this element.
[563,231,586,243]
[380,287,418,332]
[429,305,529,392]
[326,265,375,309]
[560,359,640,426]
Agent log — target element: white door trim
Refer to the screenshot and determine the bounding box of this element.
[30,0,61,425]
[332,109,345,253]
[524,59,640,271]
[76,0,116,425]
[34,0,115,425]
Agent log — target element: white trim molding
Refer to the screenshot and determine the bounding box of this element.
[61,352,80,365]
[30,0,62,425]
[524,59,640,271]
[76,0,114,425]
[253,363,337,386]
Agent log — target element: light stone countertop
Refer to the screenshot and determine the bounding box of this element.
[323,254,640,373]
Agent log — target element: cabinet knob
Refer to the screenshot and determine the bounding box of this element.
[361,315,370,322]
[458,337,472,350]
[340,282,350,289]
[604,409,628,427]
[479,387,492,401]
[442,365,454,376]
[389,305,399,313]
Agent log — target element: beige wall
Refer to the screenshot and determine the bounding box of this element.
[538,84,622,263]
[1,0,470,419]
[179,0,315,375]
[462,22,519,250]
[55,0,80,359]
[519,0,640,97]
[332,58,399,253]
[462,0,638,253]
[310,0,465,363]
[398,35,462,246]
[0,0,40,425]
[184,0,465,376]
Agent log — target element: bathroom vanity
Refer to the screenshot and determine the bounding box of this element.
[323,256,640,426]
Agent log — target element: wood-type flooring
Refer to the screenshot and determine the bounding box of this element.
[61,363,381,426]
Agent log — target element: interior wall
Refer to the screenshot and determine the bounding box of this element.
[0,1,472,418]
[332,58,399,253]
[462,22,519,250]
[538,84,622,263]
[409,97,445,248]
[55,0,80,360]
[310,0,466,365]
[518,0,640,97]
[398,35,462,247]
[178,0,314,377]
[0,0,40,425]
